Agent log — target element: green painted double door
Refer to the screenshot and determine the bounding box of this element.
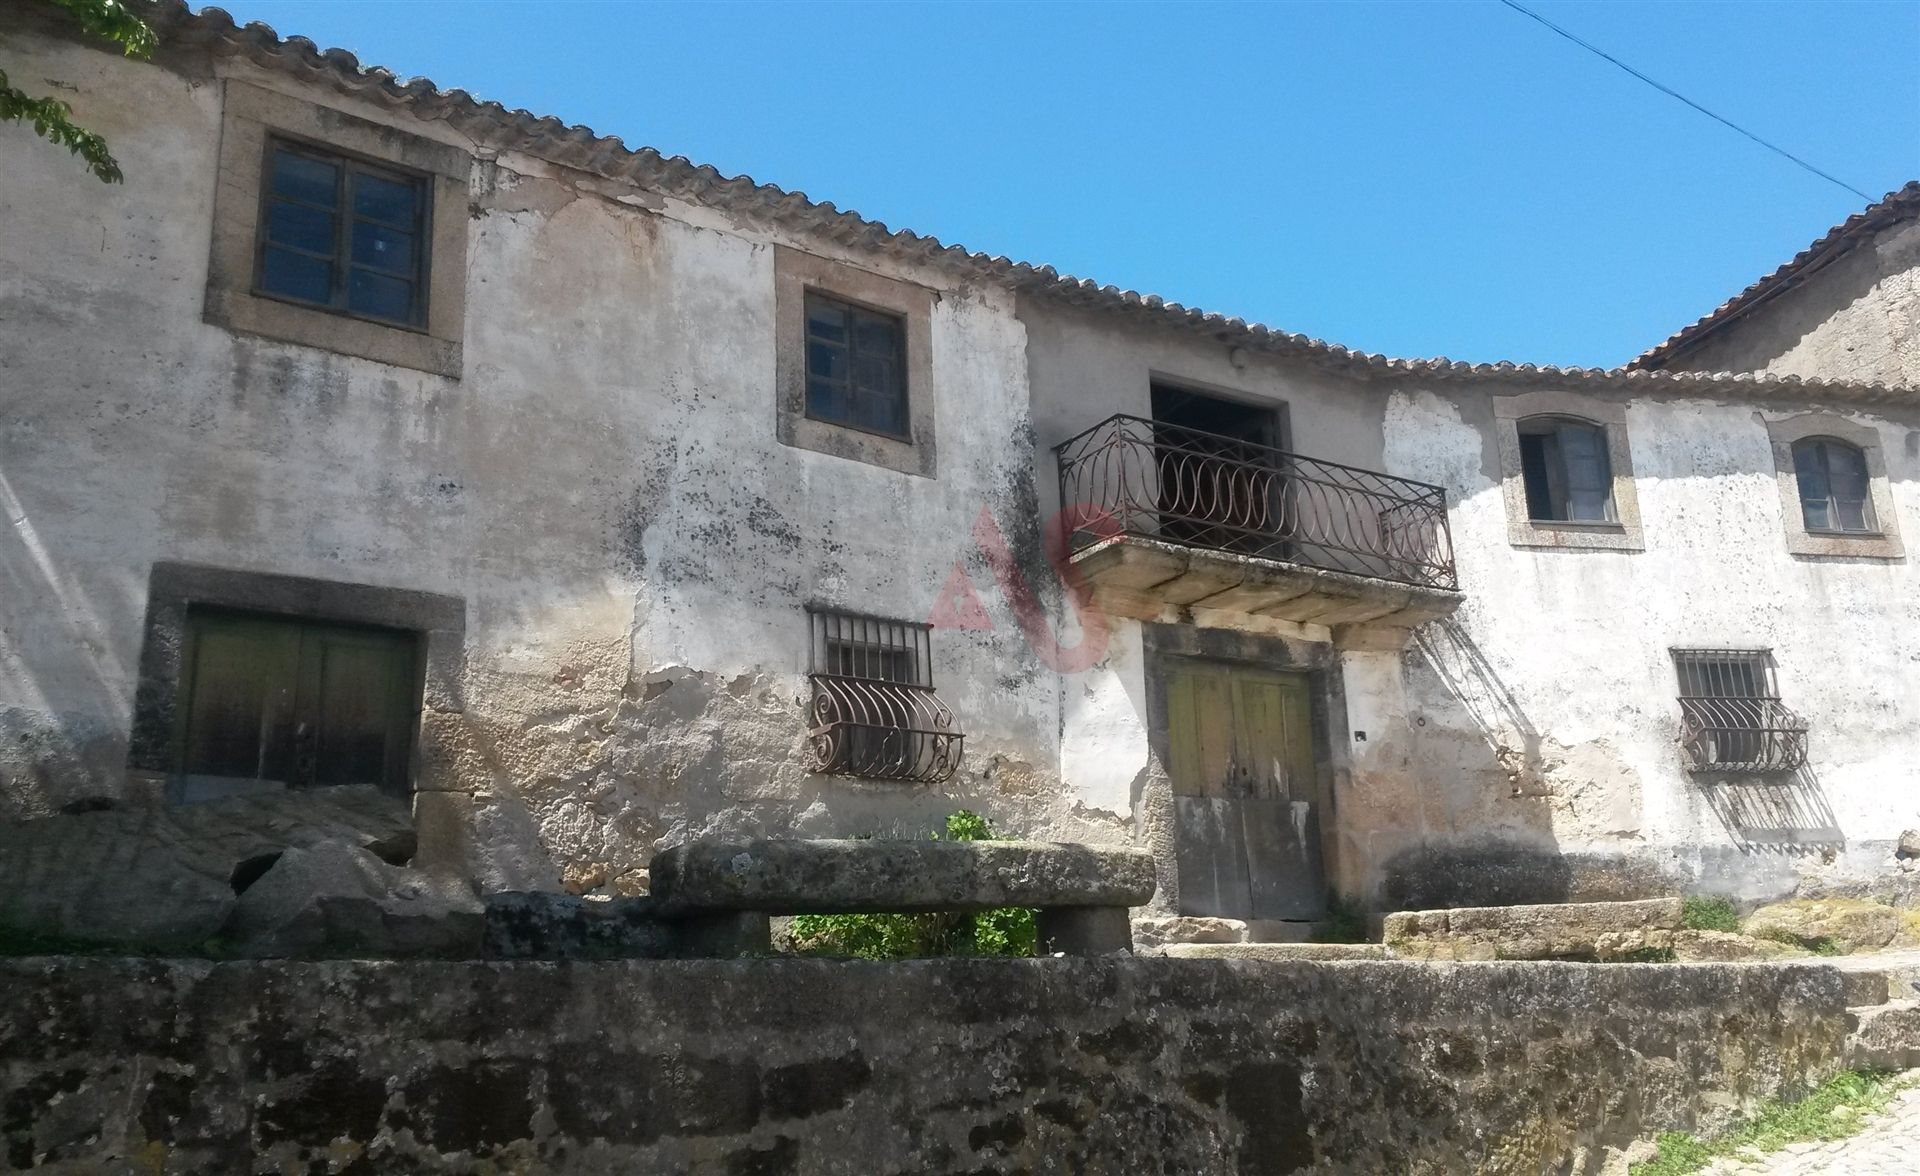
[1166,663,1327,921]
[174,610,419,798]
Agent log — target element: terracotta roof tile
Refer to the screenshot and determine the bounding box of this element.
[130,3,1915,402]
[1629,181,1920,371]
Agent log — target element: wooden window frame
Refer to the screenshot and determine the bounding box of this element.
[802,290,911,441]
[1790,436,1879,536]
[1763,413,1903,559]
[1516,415,1617,524]
[1493,391,1644,551]
[252,136,432,331]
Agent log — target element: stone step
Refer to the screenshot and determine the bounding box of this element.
[1163,942,1390,962]
[1824,948,1920,1007]
[1383,898,1682,962]
[1844,1000,1920,1070]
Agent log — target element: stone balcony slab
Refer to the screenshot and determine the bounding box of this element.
[1071,536,1462,639]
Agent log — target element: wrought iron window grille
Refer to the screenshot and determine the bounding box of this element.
[1053,414,1457,591]
[1671,649,1808,775]
[805,608,961,783]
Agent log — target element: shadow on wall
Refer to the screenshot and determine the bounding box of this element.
[1697,765,1844,853]
[1411,618,1543,789]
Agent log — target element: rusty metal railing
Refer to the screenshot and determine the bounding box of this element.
[805,608,963,783]
[1054,414,1457,590]
[1678,697,1809,774]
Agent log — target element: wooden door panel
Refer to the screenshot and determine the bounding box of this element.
[1173,796,1253,918]
[178,615,302,784]
[178,611,418,797]
[1166,665,1236,798]
[1235,672,1324,920]
[304,629,415,791]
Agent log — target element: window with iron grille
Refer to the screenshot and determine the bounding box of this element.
[255,139,430,328]
[1671,649,1808,774]
[805,608,960,783]
[803,291,909,439]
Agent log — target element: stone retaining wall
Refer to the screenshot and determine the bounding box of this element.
[0,957,1852,1173]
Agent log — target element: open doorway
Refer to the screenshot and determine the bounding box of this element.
[1150,384,1287,555]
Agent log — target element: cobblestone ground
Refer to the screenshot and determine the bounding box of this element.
[1698,1073,1920,1174]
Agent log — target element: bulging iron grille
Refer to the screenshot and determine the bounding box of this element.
[1672,649,1808,774]
[1053,414,1457,590]
[805,608,962,783]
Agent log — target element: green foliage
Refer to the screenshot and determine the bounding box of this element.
[788,810,1038,960]
[1680,896,1740,934]
[1308,895,1369,944]
[1752,926,1844,956]
[1632,1069,1909,1175]
[3,0,156,183]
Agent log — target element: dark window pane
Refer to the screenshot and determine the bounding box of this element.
[260,247,333,304]
[266,200,336,255]
[853,311,901,358]
[1827,444,1870,503]
[1836,497,1872,532]
[806,297,848,343]
[1801,496,1832,532]
[1517,431,1555,520]
[351,222,416,276]
[353,171,419,226]
[271,149,339,207]
[1793,441,1831,505]
[807,338,846,382]
[348,268,415,323]
[807,376,848,422]
[852,353,894,397]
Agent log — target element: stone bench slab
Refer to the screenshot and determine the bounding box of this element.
[1163,943,1390,961]
[1384,898,1683,961]
[650,838,1155,916]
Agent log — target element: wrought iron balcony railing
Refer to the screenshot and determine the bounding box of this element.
[1678,697,1809,774]
[1054,414,1458,591]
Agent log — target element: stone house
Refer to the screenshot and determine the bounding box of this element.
[2,2,1915,923]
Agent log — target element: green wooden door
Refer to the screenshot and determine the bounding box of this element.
[1167,663,1325,920]
[175,610,419,798]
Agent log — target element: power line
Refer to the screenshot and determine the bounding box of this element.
[1497,0,1876,204]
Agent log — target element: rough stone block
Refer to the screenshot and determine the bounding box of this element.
[1844,1000,1920,1070]
[1163,943,1390,961]
[1037,907,1132,956]
[482,892,677,960]
[1131,915,1247,950]
[649,838,1156,915]
[0,784,413,949]
[1742,898,1912,954]
[1383,898,1682,961]
[227,839,483,959]
[1670,930,1809,963]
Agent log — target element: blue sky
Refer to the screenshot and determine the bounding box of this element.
[212,1,1919,368]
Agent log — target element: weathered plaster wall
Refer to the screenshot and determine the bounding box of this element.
[0,955,1854,1173]
[1020,299,1388,907]
[1660,218,1920,386]
[1377,383,1920,905]
[0,29,1121,888]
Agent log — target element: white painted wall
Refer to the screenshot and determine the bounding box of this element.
[1379,385,1920,900]
[0,30,1121,895]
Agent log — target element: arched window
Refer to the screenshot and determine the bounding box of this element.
[1516,416,1615,523]
[1792,437,1876,534]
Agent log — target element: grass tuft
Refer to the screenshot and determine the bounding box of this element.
[1680,896,1740,934]
[1631,1069,1909,1175]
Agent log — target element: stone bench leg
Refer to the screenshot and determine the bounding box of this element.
[1036,907,1132,956]
[670,911,771,958]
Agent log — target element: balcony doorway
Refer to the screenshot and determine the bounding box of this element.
[1150,384,1288,558]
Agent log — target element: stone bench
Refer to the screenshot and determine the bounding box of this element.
[1384,897,1683,961]
[649,838,1157,956]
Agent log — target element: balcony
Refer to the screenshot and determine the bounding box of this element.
[1054,414,1462,633]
